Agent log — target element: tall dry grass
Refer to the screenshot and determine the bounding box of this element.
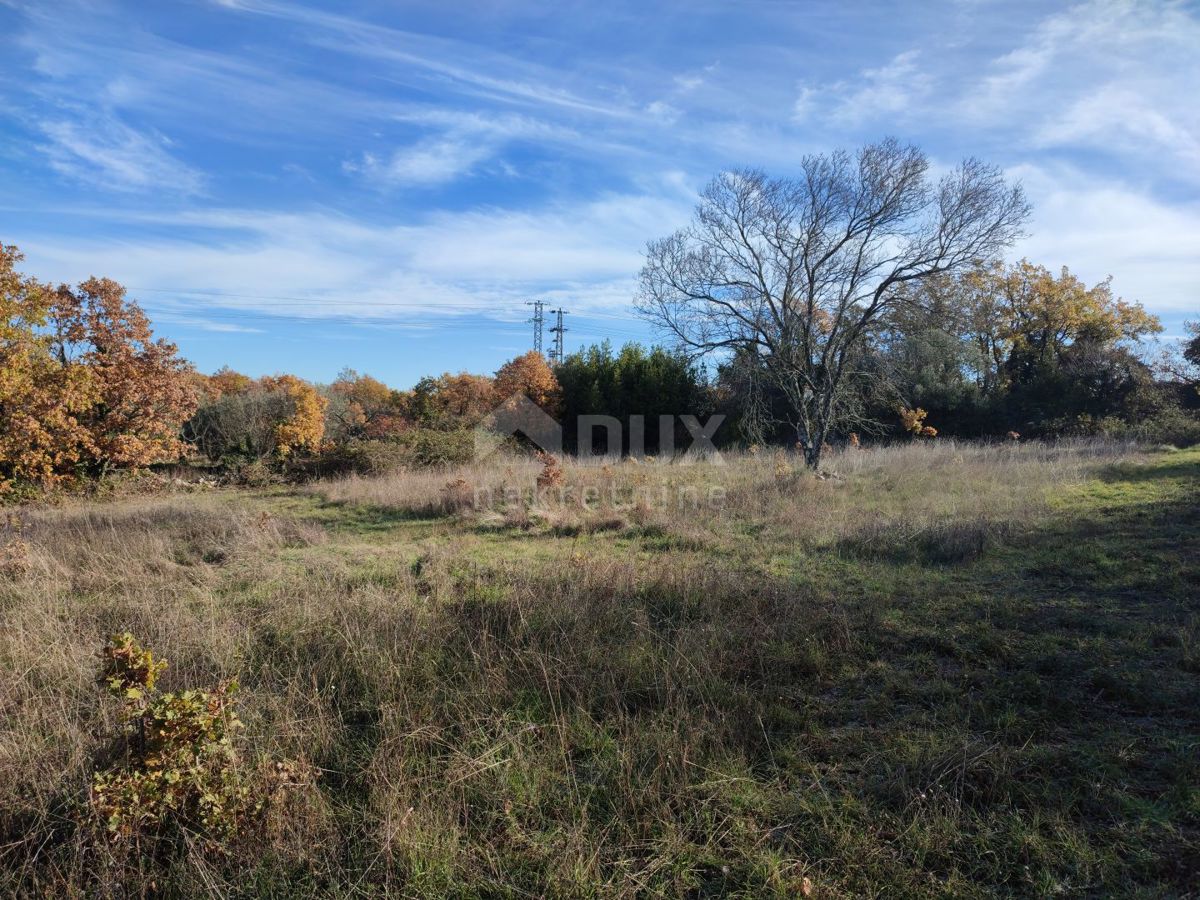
[2,438,1183,896]
[310,438,1140,558]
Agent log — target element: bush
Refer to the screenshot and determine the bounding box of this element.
[401,427,475,467]
[1040,407,1200,447]
[289,439,408,479]
[186,389,292,463]
[89,634,248,843]
[87,634,315,848]
[1117,406,1200,447]
[297,431,474,480]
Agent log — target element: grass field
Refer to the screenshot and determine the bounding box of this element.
[2,441,1197,897]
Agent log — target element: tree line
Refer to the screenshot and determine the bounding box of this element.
[2,139,1198,492]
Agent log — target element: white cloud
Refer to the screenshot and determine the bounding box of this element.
[644,101,680,125]
[16,175,696,322]
[344,139,495,186]
[212,0,637,120]
[968,0,1200,177]
[38,116,205,195]
[344,110,586,187]
[830,50,932,125]
[1033,85,1200,170]
[792,84,818,122]
[1011,162,1200,315]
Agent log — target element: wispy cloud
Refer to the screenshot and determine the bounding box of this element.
[966,0,1200,178]
[37,115,205,195]
[16,174,696,322]
[3,0,1199,381]
[344,111,585,187]
[830,50,933,125]
[344,140,494,187]
[211,0,638,120]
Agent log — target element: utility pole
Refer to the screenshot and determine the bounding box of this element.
[547,307,568,364]
[525,300,545,354]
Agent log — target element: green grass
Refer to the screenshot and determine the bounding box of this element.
[1,443,1197,896]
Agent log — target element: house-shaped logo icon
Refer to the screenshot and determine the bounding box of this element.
[474,393,563,460]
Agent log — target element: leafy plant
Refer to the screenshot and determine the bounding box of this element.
[88,633,312,846]
[899,406,938,437]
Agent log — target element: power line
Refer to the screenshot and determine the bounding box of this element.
[127,286,642,322]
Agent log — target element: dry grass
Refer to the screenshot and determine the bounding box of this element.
[2,439,1195,897]
[311,438,1138,554]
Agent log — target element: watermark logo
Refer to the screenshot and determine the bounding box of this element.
[474,394,562,460]
[474,394,727,463]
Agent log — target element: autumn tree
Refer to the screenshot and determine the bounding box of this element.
[327,369,409,441]
[258,375,327,457]
[50,278,198,476]
[881,259,1163,433]
[187,374,327,462]
[1,246,196,487]
[206,366,255,399]
[966,260,1160,385]
[637,139,1029,468]
[409,373,497,429]
[494,351,562,415]
[0,245,95,487]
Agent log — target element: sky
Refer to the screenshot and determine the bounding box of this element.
[1,0,1197,388]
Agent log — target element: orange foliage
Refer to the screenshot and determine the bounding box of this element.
[535,450,564,488]
[52,278,198,474]
[328,369,409,439]
[0,245,197,488]
[413,373,497,427]
[0,246,95,487]
[207,366,254,399]
[494,351,562,416]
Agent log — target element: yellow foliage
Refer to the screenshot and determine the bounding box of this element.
[962,259,1161,381]
[898,406,927,433]
[260,375,327,457]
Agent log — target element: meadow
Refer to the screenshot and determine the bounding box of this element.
[1,440,1197,897]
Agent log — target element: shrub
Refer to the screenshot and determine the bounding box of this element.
[303,438,411,478]
[231,458,283,487]
[186,388,292,463]
[899,406,938,437]
[1117,406,1200,447]
[87,634,314,847]
[90,634,248,843]
[440,477,475,512]
[535,451,564,488]
[186,376,327,465]
[1040,408,1200,446]
[402,427,475,467]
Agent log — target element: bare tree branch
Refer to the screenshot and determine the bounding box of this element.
[636,138,1030,468]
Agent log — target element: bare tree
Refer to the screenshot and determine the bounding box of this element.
[636,138,1030,468]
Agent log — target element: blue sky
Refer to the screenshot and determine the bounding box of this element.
[1,0,1197,388]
